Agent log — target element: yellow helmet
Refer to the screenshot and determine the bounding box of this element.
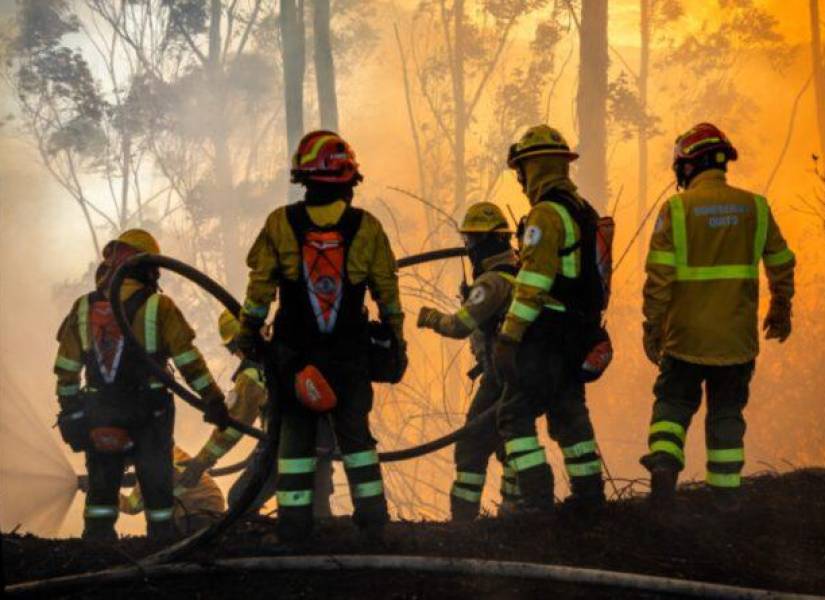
[459,202,513,234]
[218,309,241,346]
[117,229,160,255]
[507,125,579,168]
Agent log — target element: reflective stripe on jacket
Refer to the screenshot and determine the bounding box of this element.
[242,200,404,340]
[501,196,582,342]
[54,280,223,402]
[644,169,795,365]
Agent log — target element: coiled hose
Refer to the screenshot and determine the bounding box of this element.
[108,246,479,562]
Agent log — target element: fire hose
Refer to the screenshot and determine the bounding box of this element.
[106,246,477,564]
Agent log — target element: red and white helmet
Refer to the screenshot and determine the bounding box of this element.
[290,130,362,185]
[673,122,738,166]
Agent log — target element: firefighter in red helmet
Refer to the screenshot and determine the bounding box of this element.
[237,131,406,542]
[642,123,795,510]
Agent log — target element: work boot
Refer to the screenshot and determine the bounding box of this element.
[498,497,523,517]
[561,474,605,519]
[147,520,178,544]
[82,520,118,544]
[513,465,555,516]
[710,488,741,513]
[450,496,480,523]
[276,514,314,545]
[649,466,678,511]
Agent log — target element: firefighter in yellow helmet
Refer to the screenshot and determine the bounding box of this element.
[494,125,606,516]
[641,123,795,511]
[54,229,229,542]
[417,202,521,520]
[119,446,225,534]
[237,131,406,542]
[178,310,336,518]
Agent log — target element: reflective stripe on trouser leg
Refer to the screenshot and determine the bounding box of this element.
[146,507,174,522]
[451,471,485,505]
[562,439,603,480]
[706,446,744,488]
[505,435,553,506]
[84,505,118,519]
[342,448,387,524]
[500,465,521,500]
[647,420,687,468]
[276,456,318,508]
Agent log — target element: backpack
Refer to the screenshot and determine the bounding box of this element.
[540,190,615,382]
[275,202,368,348]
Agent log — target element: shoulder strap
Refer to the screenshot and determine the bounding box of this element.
[285,202,312,246]
[489,262,519,280]
[337,206,364,246]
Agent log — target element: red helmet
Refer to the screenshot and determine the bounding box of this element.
[291,130,362,185]
[673,122,738,165]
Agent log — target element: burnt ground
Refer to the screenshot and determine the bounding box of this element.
[3,469,825,599]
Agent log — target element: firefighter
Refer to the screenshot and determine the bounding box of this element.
[237,130,406,542]
[119,446,225,535]
[54,229,229,542]
[494,125,606,515]
[178,310,335,518]
[641,123,795,510]
[417,202,521,520]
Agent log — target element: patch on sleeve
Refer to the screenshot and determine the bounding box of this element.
[524,225,543,247]
[468,286,487,305]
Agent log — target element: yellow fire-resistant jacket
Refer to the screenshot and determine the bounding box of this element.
[644,169,796,365]
[120,446,225,520]
[194,364,268,465]
[242,200,404,339]
[54,279,224,404]
[423,251,517,339]
[501,191,582,342]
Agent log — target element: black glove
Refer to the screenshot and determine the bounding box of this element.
[203,394,230,430]
[763,299,792,343]
[396,339,409,381]
[236,318,264,361]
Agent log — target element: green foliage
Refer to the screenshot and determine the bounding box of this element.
[607,72,661,141]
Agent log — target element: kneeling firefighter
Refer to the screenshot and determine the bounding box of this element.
[641,123,795,511]
[179,310,335,518]
[417,202,522,520]
[54,229,229,542]
[119,445,225,535]
[494,125,614,515]
[237,130,407,542]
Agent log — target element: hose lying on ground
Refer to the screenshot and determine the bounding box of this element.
[6,555,822,600]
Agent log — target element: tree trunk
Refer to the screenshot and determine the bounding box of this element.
[637,0,650,266]
[313,0,338,131]
[281,0,306,202]
[576,0,609,212]
[811,0,825,155]
[209,0,243,293]
[451,0,467,214]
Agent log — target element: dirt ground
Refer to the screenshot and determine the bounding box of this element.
[3,469,825,599]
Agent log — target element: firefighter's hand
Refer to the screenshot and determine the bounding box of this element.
[236,318,264,360]
[642,322,662,366]
[203,394,230,430]
[417,307,440,329]
[763,301,792,343]
[396,339,409,380]
[178,456,212,488]
[494,337,519,385]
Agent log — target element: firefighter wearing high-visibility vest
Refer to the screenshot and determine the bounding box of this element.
[493,125,606,516]
[54,229,229,542]
[178,310,335,518]
[417,202,521,520]
[119,446,225,534]
[237,131,406,542]
[641,123,795,510]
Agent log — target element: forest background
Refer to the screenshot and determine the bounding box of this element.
[0,0,823,536]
